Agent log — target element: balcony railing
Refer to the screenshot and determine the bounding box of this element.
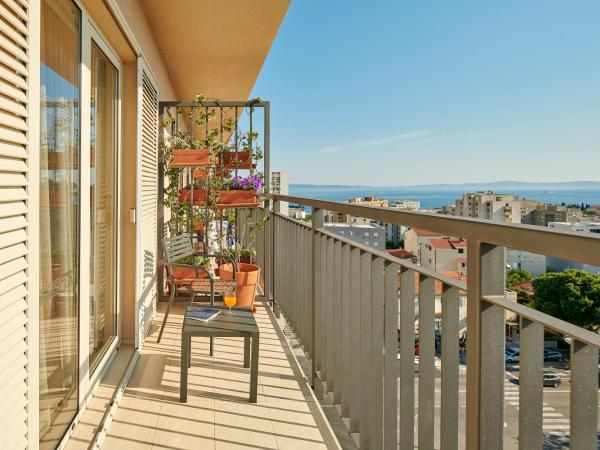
[262,194,600,450]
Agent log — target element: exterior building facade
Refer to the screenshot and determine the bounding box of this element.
[271,170,289,215]
[506,249,547,277]
[288,204,306,220]
[453,191,539,223]
[528,204,583,226]
[403,228,445,262]
[420,237,468,272]
[324,223,386,250]
[547,222,600,274]
[0,1,289,448]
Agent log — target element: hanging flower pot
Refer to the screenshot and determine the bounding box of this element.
[221,150,253,169]
[170,149,215,168]
[178,188,208,205]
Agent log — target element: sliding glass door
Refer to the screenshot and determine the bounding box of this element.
[89,42,118,372]
[40,0,81,447]
[40,0,121,447]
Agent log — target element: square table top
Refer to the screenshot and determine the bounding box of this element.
[182,305,259,336]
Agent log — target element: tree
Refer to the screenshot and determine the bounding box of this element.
[530,269,600,332]
[506,268,533,288]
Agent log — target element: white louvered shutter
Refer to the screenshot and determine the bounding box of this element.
[137,69,158,345]
[0,0,30,447]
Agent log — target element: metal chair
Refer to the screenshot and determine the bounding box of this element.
[158,233,237,345]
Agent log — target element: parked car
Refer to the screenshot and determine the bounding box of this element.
[543,348,562,361]
[505,347,520,363]
[543,372,561,388]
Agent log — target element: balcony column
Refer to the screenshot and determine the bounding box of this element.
[311,208,324,391]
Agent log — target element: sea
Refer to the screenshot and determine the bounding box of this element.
[288,185,600,210]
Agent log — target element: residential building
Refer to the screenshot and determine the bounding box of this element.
[403,228,445,262]
[390,199,421,209]
[506,249,547,277]
[325,195,389,224]
[547,222,600,274]
[288,204,306,220]
[324,223,386,250]
[271,171,289,215]
[385,201,420,246]
[453,191,539,223]
[421,237,468,272]
[527,204,583,226]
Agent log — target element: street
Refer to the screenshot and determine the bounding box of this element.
[404,356,600,449]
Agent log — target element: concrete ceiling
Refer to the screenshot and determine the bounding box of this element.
[139,0,290,101]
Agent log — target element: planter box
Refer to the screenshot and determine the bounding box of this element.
[170,149,214,168]
[217,190,258,207]
[192,168,209,181]
[221,151,253,169]
[179,188,207,205]
[178,188,257,207]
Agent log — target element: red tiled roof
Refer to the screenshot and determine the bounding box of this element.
[410,228,443,236]
[514,280,534,294]
[427,237,467,250]
[387,249,416,259]
[428,238,453,250]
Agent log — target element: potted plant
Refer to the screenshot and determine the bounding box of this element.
[217,174,263,206]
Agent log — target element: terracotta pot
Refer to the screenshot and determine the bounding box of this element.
[221,151,252,169]
[171,149,214,167]
[217,190,257,206]
[218,263,260,309]
[178,188,207,205]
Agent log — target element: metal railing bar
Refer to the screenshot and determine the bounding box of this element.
[440,284,460,450]
[418,274,436,450]
[370,256,385,448]
[518,318,544,450]
[569,340,599,450]
[482,295,600,348]
[273,211,312,229]
[399,267,416,449]
[359,251,373,448]
[383,261,399,450]
[270,194,600,266]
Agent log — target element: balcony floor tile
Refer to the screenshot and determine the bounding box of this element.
[102,301,334,449]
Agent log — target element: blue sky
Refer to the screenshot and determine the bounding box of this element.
[251,1,600,186]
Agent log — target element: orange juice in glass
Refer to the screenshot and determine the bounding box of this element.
[223,291,236,314]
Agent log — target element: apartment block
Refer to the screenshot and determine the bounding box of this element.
[324,223,386,250]
[420,237,468,272]
[547,222,600,274]
[453,191,542,223]
[527,204,583,226]
[403,228,445,261]
[271,171,289,215]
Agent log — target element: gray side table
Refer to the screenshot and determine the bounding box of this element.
[180,306,260,403]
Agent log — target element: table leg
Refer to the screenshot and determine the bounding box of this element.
[250,334,259,403]
[188,336,192,368]
[180,332,189,403]
[244,336,250,368]
[210,336,214,356]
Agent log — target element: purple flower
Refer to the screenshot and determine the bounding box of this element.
[230,175,263,191]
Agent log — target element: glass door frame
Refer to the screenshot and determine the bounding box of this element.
[78,13,122,409]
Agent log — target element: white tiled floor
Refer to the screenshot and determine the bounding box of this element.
[102,302,332,449]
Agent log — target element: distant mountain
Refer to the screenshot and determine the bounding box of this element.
[291,181,600,191]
